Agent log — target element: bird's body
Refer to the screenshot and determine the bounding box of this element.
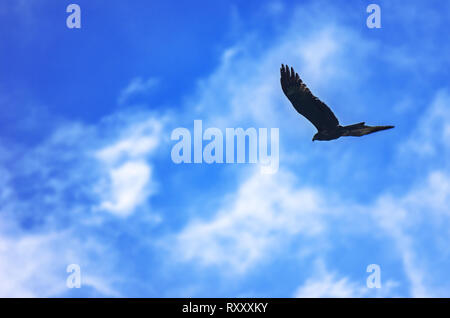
[280,64,394,141]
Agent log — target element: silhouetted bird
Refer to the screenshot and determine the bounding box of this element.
[280,64,394,141]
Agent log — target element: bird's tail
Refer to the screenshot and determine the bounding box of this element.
[342,123,394,137]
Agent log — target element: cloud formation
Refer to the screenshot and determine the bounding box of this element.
[1,0,449,298]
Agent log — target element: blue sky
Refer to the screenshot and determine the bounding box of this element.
[0,0,449,297]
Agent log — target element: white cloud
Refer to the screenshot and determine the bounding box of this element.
[370,170,450,297]
[294,260,399,298]
[95,117,162,216]
[401,90,450,156]
[98,161,152,216]
[0,230,119,297]
[95,117,161,164]
[0,109,165,296]
[118,77,158,104]
[295,273,364,298]
[299,29,339,81]
[171,169,325,273]
[96,136,158,164]
[169,163,450,296]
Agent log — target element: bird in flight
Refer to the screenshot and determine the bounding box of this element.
[280,64,394,141]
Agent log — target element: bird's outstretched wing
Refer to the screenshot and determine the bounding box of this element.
[280,64,339,131]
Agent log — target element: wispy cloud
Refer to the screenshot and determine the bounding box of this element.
[118,77,158,105]
[0,109,165,296]
[95,117,163,216]
[0,229,120,297]
[400,90,450,157]
[170,170,325,273]
[294,260,366,298]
